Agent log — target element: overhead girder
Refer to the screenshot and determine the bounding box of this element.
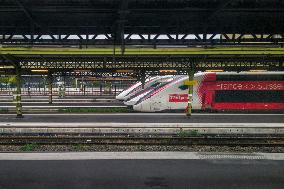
[1,33,283,46]
[1,54,282,72]
[0,69,188,78]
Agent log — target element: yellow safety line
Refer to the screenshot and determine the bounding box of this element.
[1,47,284,55]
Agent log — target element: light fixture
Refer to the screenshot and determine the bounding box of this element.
[159,70,177,73]
[31,69,49,73]
[249,70,267,72]
[0,66,14,69]
[205,70,224,72]
[74,70,91,72]
[116,70,134,73]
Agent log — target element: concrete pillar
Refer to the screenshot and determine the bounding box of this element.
[15,63,23,118]
[186,70,195,117]
[48,72,53,104]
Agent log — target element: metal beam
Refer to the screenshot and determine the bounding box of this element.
[1,33,283,46]
[13,56,283,71]
[15,62,23,118]
[1,47,284,55]
[115,0,129,54]
[47,71,53,104]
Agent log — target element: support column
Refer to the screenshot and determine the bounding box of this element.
[48,72,53,104]
[186,70,195,117]
[15,63,23,118]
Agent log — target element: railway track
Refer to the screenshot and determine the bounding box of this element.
[0,135,283,147]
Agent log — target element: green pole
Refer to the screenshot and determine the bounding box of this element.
[186,70,195,117]
[15,63,23,118]
[48,72,53,104]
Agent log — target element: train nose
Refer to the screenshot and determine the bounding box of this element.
[115,94,125,100]
[124,100,137,106]
[132,104,141,112]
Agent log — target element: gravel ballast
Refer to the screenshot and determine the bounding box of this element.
[0,144,283,153]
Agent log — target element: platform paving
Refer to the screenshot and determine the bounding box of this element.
[0,113,283,123]
[0,113,283,135]
[0,152,283,189]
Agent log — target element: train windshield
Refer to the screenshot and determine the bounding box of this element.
[126,83,159,100]
[135,77,180,105]
[123,77,160,97]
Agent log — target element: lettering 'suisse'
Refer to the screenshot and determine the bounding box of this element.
[216,83,283,90]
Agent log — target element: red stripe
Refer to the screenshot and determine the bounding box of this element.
[213,103,284,110]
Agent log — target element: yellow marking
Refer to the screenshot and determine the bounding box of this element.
[1,47,284,55]
[205,70,224,72]
[184,80,198,86]
[116,70,134,73]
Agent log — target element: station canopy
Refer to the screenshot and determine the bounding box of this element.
[0,0,283,46]
[0,0,283,73]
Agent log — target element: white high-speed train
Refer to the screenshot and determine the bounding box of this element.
[133,75,189,112]
[132,72,284,112]
[124,76,175,106]
[116,76,160,101]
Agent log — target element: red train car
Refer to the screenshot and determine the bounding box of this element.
[194,72,284,111]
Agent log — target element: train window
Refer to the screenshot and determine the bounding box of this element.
[151,83,160,87]
[178,85,188,90]
[215,90,284,102]
[216,74,284,81]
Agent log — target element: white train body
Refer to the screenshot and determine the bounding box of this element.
[123,75,174,106]
[124,90,152,106]
[115,82,142,101]
[115,76,160,101]
[133,75,191,112]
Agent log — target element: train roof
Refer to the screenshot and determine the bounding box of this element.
[199,71,284,75]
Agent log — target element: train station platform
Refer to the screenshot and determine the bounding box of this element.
[0,152,283,189]
[0,113,283,135]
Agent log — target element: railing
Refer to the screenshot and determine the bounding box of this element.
[0,87,124,96]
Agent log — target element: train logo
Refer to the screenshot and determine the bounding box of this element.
[169,94,188,102]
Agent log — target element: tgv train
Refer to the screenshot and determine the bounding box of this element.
[116,76,160,101]
[129,72,284,112]
[124,76,174,106]
[116,75,173,102]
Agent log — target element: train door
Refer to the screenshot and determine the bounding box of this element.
[202,91,214,110]
[150,95,163,111]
